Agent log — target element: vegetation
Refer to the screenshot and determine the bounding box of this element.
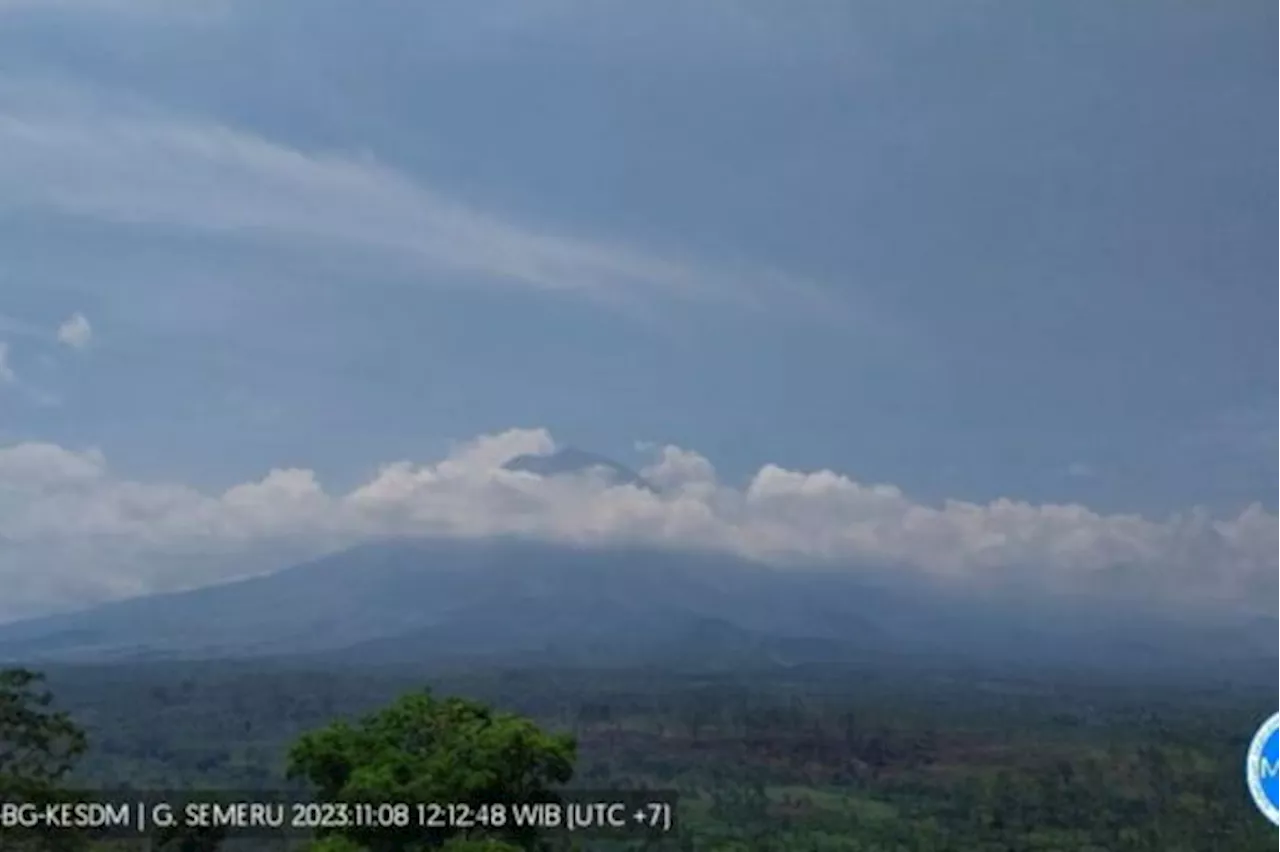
[288,690,574,850]
[0,668,90,852]
[1,669,87,795]
[2,660,1275,850]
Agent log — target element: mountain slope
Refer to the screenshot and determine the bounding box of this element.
[0,538,874,661]
[0,536,1271,681]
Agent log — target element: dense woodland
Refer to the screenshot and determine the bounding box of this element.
[2,660,1275,851]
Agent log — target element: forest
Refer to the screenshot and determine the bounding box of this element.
[1,659,1275,851]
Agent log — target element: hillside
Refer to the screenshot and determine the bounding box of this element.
[0,536,1272,682]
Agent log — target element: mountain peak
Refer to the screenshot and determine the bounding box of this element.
[503,447,653,490]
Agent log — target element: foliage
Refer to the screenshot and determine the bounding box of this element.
[288,689,575,851]
[29,660,1280,851]
[0,668,87,795]
[0,668,90,851]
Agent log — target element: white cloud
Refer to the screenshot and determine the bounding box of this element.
[55,312,92,349]
[0,442,104,486]
[0,82,841,316]
[0,428,1274,622]
[0,343,12,383]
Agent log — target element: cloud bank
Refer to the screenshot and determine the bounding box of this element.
[1,428,1274,623]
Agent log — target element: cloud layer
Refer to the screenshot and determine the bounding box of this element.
[1,428,1274,623]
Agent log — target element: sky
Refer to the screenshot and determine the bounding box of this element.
[0,0,1274,622]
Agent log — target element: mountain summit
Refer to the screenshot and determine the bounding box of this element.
[503,447,654,490]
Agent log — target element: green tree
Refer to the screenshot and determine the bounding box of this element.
[0,668,89,851]
[0,669,87,795]
[288,689,575,851]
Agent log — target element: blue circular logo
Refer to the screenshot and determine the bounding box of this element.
[1246,711,1280,826]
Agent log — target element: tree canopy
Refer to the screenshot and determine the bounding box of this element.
[288,689,575,851]
[0,668,86,797]
[0,668,89,851]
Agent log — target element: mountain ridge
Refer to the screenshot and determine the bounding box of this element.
[503,447,655,490]
[0,535,1272,684]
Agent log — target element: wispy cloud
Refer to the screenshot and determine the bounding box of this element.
[0,310,88,401]
[0,82,849,320]
[1066,462,1097,479]
[1180,404,1278,459]
[1156,404,1278,512]
[0,341,63,406]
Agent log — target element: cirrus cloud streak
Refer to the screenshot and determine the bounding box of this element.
[0,81,847,318]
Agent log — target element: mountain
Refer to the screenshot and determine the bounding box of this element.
[503,447,654,490]
[0,538,883,662]
[0,536,1271,682]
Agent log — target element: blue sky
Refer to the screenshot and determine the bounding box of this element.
[0,1,1274,619]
